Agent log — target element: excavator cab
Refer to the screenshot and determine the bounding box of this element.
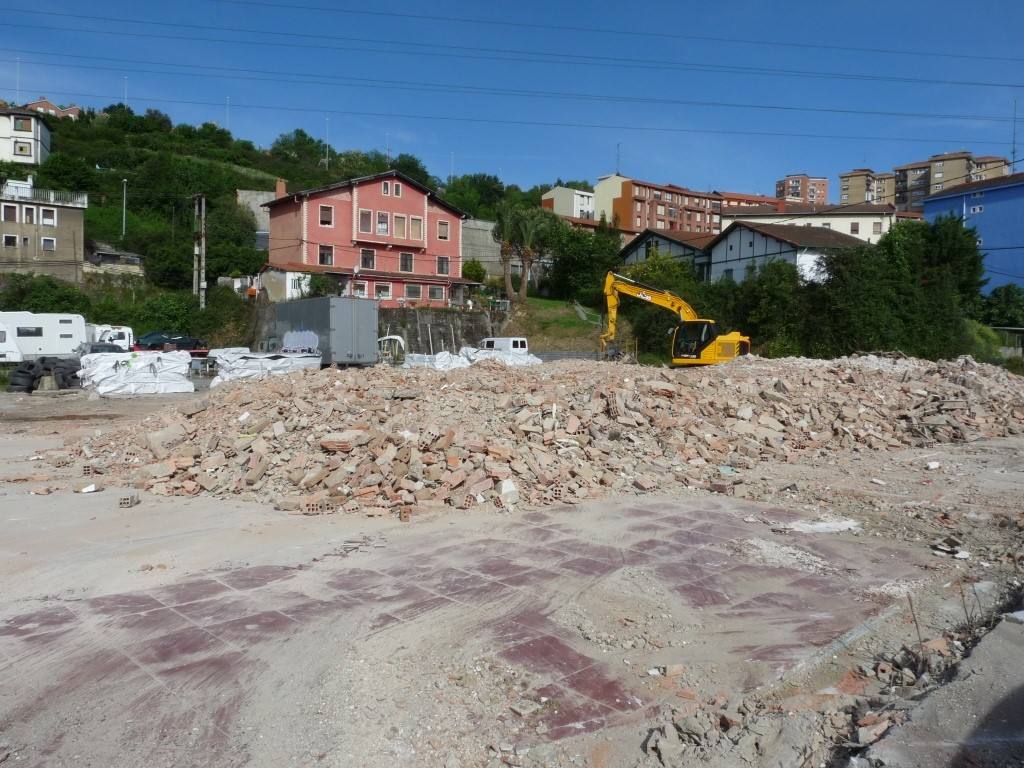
[672,320,719,360]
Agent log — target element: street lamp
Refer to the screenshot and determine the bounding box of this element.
[121,178,127,239]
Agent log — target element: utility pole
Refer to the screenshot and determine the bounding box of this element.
[15,57,20,104]
[449,152,454,185]
[226,96,231,132]
[193,194,207,309]
[123,76,128,106]
[615,142,621,174]
[1012,99,1018,168]
[121,179,127,239]
[325,117,330,171]
[385,132,390,164]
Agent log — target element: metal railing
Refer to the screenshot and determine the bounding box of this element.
[0,184,88,208]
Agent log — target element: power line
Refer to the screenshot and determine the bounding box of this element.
[3,84,1012,148]
[210,0,1024,66]
[1,49,1013,125]
[4,15,1024,91]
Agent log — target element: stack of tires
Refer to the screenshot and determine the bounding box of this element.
[6,357,81,393]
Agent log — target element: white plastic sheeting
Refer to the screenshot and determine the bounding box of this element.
[78,351,195,396]
[209,348,322,387]
[403,346,542,370]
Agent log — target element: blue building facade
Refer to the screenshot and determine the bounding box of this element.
[923,172,1024,291]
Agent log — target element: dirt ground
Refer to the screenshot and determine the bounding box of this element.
[1,388,1022,767]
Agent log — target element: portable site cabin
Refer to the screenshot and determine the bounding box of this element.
[0,312,88,362]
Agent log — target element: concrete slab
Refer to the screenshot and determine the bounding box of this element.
[863,617,1024,767]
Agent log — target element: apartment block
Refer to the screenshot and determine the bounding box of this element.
[775,174,829,205]
[594,174,723,234]
[841,152,1009,212]
[1,177,88,283]
[540,186,595,220]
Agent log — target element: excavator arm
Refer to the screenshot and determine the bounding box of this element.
[599,272,700,354]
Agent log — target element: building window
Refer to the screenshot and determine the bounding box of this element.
[393,182,402,197]
[358,209,372,233]
[2,235,16,248]
[970,205,984,214]
[437,220,450,240]
[41,237,56,251]
[374,283,392,299]
[933,184,943,191]
[657,204,665,215]
[394,214,407,238]
[376,212,389,236]
[319,205,333,227]
[23,206,34,224]
[352,281,368,298]
[318,244,333,266]
[634,216,641,227]
[404,284,422,300]
[436,256,450,275]
[429,285,444,301]
[1,204,16,222]
[17,326,43,337]
[410,216,423,240]
[399,252,414,272]
[635,201,641,212]
[360,248,375,269]
[13,116,31,131]
[656,220,665,229]
[13,141,32,157]
[40,208,56,226]
[873,221,882,235]
[382,181,390,196]
[934,172,944,179]
[723,269,734,280]
[850,222,860,235]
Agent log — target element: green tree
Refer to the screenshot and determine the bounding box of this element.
[0,274,92,314]
[443,174,505,219]
[36,152,97,192]
[980,284,1024,327]
[462,258,487,284]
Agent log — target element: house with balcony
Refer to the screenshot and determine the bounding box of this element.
[263,171,476,308]
[1,176,88,283]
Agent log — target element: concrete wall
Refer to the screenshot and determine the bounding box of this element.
[0,112,50,165]
[378,307,493,355]
[462,218,501,276]
[236,189,274,233]
[594,174,628,224]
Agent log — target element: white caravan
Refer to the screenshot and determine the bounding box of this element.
[478,337,530,355]
[86,323,135,351]
[0,312,88,362]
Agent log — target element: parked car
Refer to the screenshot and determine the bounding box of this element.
[74,342,125,356]
[133,332,208,353]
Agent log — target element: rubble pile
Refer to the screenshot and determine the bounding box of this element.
[63,355,1023,517]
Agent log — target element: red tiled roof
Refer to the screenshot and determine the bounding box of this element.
[709,221,864,250]
[263,170,467,217]
[923,171,1024,200]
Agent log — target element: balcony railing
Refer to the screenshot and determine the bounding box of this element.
[0,184,88,208]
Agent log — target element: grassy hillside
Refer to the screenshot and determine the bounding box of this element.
[501,297,604,352]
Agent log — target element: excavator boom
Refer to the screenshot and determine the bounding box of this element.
[600,271,750,366]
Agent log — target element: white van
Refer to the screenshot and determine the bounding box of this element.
[479,337,529,354]
[87,324,135,351]
[0,312,88,362]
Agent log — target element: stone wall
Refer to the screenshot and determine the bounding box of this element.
[379,307,493,355]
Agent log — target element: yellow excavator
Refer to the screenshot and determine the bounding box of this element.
[599,272,750,366]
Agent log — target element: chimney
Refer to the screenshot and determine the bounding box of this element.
[275,178,287,198]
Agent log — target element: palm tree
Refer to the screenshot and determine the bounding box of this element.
[516,209,549,304]
[493,201,521,302]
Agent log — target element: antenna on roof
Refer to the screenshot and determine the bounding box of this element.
[615,142,621,175]
[1012,99,1018,168]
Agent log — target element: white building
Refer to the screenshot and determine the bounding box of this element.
[0,108,50,165]
[542,185,596,220]
[707,221,864,282]
[719,202,896,245]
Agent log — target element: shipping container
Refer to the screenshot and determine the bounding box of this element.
[266,297,378,366]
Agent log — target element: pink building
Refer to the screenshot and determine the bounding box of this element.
[264,171,474,308]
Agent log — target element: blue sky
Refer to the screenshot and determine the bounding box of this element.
[1,0,1021,197]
